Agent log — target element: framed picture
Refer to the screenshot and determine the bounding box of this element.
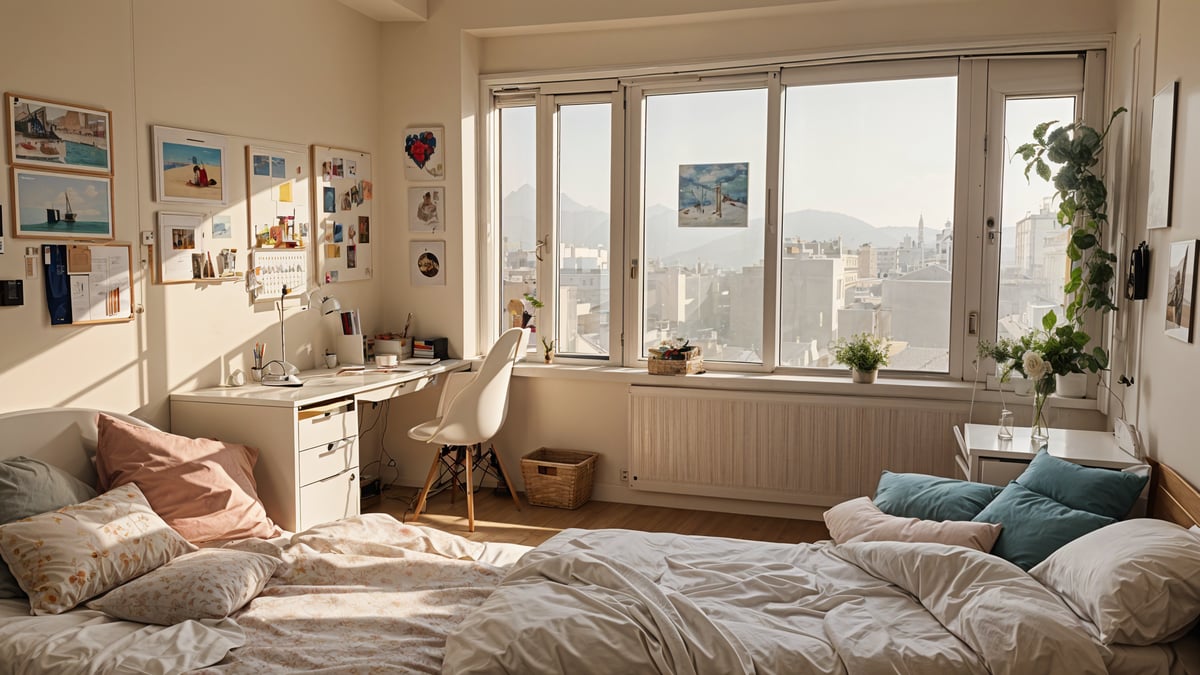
[246,143,309,249]
[408,186,443,232]
[6,93,112,175]
[678,163,750,227]
[157,212,214,283]
[1165,239,1197,343]
[11,167,113,240]
[411,240,445,286]
[1146,81,1179,230]
[404,126,444,180]
[153,125,228,205]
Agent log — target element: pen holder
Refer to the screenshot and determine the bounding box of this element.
[250,367,264,382]
[375,338,413,359]
[336,334,366,366]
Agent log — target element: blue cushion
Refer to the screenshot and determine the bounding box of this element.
[973,482,1114,570]
[1016,450,1148,520]
[874,471,1003,522]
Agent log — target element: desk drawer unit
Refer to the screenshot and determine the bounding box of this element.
[299,437,359,487]
[297,402,357,449]
[300,467,359,528]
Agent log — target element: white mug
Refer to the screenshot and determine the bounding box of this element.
[324,353,338,369]
[377,353,398,367]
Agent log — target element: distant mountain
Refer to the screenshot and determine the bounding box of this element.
[503,184,933,269]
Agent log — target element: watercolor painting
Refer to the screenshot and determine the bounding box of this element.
[252,154,270,176]
[678,162,749,228]
[404,126,444,180]
[153,126,227,204]
[13,168,112,240]
[7,94,112,174]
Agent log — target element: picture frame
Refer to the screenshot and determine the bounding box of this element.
[157,211,208,283]
[246,143,309,249]
[11,167,113,240]
[152,125,228,205]
[1165,239,1196,343]
[678,162,750,228]
[411,240,445,286]
[6,93,112,175]
[1146,81,1178,230]
[408,186,443,232]
[404,126,444,181]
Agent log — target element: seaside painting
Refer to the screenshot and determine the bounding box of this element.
[678,162,749,228]
[153,126,227,204]
[12,168,113,240]
[7,94,112,174]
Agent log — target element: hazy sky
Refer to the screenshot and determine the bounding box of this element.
[500,76,1060,234]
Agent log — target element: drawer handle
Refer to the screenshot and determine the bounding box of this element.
[321,442,336,455]
[349,473,356,482]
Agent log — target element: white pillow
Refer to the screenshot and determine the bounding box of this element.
[824,497,1003,552]
[88,548,279,625]
[1030,519,1200,645]
[0,484,195,614]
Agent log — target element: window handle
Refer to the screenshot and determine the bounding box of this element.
[968,311,979,336]
[630,258,639,280]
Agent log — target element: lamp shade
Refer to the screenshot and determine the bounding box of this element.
[319,295,342,315]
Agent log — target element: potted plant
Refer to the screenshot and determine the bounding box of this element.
[541,337,555,364]
[832,333,890,383]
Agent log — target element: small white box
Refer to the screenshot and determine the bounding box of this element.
[336,334,365,365]
[375,338,413,359]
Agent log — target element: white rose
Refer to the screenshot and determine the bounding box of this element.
[1022,351,1048,380]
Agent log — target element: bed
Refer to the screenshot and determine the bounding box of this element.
[2,408,1200,674]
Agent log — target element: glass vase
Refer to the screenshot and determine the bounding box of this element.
[1030,377,1055,447]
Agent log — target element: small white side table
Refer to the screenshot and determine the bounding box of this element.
[955,423,1144,486]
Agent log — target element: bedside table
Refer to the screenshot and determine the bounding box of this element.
[955,423,1144,486]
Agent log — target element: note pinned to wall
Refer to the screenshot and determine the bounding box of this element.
[277,181,293,203]
[42,243,134,325]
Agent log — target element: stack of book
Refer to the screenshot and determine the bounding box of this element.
[413,339,437,359]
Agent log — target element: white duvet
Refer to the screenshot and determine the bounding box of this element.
[444,529,1109,675]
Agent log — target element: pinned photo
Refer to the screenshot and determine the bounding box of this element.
[332,157,344,177]
[358,216,370,244]
[323,187,336,213]
[270,156,286,179]
[252,154,270,176]
[211,215,232,239]
[348,245,357,269]
[333,222,344,243]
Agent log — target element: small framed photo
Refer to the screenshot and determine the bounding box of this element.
[153,125,228,205]
[7,93,112,175]
[158,211,207,283]
[11,167,113,240]
[411,240,445,286]
[1165,239,1197,342]
[408,187,443,232]
[404,126,444,180]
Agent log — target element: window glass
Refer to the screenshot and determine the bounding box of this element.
[996,96,1077,340]
[557,103,611,356]
[499,106,538,339]
[642,88,768,362]
[780,76,958,371]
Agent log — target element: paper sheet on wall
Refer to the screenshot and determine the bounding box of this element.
[69,245,132,322]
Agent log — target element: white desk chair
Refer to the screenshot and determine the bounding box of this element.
[407,327,527,532]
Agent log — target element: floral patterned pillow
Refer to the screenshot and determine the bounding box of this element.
[0,483,195,615]
[88,548,279,625]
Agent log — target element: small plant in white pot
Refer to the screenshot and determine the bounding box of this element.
[832,333,891,383]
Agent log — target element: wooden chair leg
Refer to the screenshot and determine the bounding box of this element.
[464,444,476,532]
[488,443,523,512]
[412,448,442,523]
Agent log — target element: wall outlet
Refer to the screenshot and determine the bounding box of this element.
[619,468,629,483]
[141,230,155,246]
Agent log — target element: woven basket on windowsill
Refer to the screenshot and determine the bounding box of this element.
[647,346,704,375]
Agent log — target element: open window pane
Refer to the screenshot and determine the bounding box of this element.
[642,88,768,363]
[996,96,1077,340]
[780,76,958,371]
[500,106,538,339]
[557,102,611,356]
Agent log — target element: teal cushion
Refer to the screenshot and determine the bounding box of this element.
[1016,449,1148,520]
[874,471,1002,521]
[973,482,1114,570]
[0,457,97,599]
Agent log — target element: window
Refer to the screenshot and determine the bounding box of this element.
[484,50,1105,384]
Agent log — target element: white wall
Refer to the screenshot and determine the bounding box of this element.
[0,0,381,426]
[1115,0,1200,483]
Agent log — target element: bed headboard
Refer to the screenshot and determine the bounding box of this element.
[1148,459,1200,529]
[0,408,155,487]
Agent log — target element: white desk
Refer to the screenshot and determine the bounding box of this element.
[170,361,469,531]
[955,423,1144,485]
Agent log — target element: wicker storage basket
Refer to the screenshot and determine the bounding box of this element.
[521,448,597,509]
[647,346,704,375]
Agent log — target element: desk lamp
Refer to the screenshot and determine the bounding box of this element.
[261,286,342,387]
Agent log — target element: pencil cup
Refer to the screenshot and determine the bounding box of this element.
[250,367,264,382]
[325,353,338,369]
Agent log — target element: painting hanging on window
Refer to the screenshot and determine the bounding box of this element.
[1165,239,1196,343]
[677,162,749,228]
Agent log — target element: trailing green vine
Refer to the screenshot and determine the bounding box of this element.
[1015,107,1126,325]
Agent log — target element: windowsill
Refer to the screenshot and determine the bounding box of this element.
[509,362,1101,410]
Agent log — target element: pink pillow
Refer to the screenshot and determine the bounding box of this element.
[95,414,279,543]
[824,497,1002,552]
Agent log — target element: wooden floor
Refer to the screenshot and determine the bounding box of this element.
[366,484,829,547]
